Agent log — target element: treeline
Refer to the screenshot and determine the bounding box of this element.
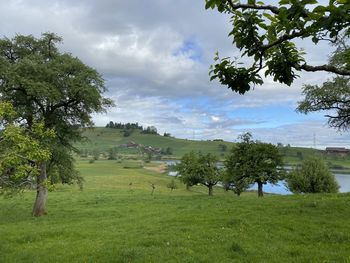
[106,121,159,136]
[106,121,143,130]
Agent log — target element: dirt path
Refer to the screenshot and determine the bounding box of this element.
[143,163,167,174]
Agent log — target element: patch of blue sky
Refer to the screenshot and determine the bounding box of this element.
[173,39,202,62]
[225,104,326,129]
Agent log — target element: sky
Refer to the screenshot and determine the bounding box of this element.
[1,0,349,148]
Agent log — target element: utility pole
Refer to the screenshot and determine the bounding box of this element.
[313,133,316,149]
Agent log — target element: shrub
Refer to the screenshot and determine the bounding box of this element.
[286,157,339,193]
[167,179,177,191]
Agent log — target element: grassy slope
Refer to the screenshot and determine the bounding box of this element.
[76,127,235,157]
[1,160,350,262]
[77,127,350,169]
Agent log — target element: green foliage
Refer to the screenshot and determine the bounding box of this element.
[92,149,100,160]
[163,132,171,137]
[166,179,177,191]
[0,33,113,192]
[298,76,350,130]
[141,126,158,135]
[206,0,350,93]
[218,143,228,152]
[176,151,222,195]
[164,147,173,155]
[0,103,55,194]
[107,147,118,160]
[287,157,339,193]
[297,34,350,130]
[225,133,284,197]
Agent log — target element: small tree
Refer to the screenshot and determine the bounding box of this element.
[287,157,339,193]
[163,132,171,137]
[107,147,118,160]
[167,179,177,191]
[92,149,100,160]
[165,147,173,155]
[176,151,202,190]
[225,133,284,197]
[219,144,228,152]
[176,151,221,196]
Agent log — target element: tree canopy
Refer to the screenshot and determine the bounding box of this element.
[286,157,339,193]
[225,133,284,197]
[205,0,350,94]
[176,151,222,196]
[0,33,113,216]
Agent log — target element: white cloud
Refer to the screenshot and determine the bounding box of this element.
[1,0,347,147]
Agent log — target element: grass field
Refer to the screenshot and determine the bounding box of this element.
[1,160,350,262]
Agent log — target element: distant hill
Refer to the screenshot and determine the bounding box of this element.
[75,127,234,158]
[75,127,350,170]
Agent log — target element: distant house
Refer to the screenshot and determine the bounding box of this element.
[126,141,140,148]
[325,147,350,156]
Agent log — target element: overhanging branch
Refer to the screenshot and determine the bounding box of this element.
[299,64,350,76]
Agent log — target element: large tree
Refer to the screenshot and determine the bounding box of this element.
[0,33,113,216]
[225,133,284,197]
[205,0,350,94]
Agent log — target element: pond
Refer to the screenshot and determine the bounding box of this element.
[249,173,350,195]
[161,160,350,194]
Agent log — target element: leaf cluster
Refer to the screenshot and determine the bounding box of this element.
[0,103,55,193]
[206,0,350,93]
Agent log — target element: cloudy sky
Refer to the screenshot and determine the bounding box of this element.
[1,0,349,148]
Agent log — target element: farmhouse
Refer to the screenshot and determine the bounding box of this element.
[325,147,350,156]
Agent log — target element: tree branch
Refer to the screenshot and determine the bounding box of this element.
[261,30,309,51]
[226,0,279,14]
[299,64,350,76]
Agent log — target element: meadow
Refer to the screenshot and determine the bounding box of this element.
[1,160,350,262]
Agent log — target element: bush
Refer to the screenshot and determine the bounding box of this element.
[167,179,177,191]
[286,157,339,193]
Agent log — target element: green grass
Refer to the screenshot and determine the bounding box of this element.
[76,127,235,157]
[76,128,350,171]
[1,160,350,262]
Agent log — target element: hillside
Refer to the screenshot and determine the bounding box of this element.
[76,127,350,170]
[76,127,235,158]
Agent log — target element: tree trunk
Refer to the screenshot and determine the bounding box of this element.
[257,181,264,197]
[208,185,213,196]
[186,184,191,191]
[32,163,48,217]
